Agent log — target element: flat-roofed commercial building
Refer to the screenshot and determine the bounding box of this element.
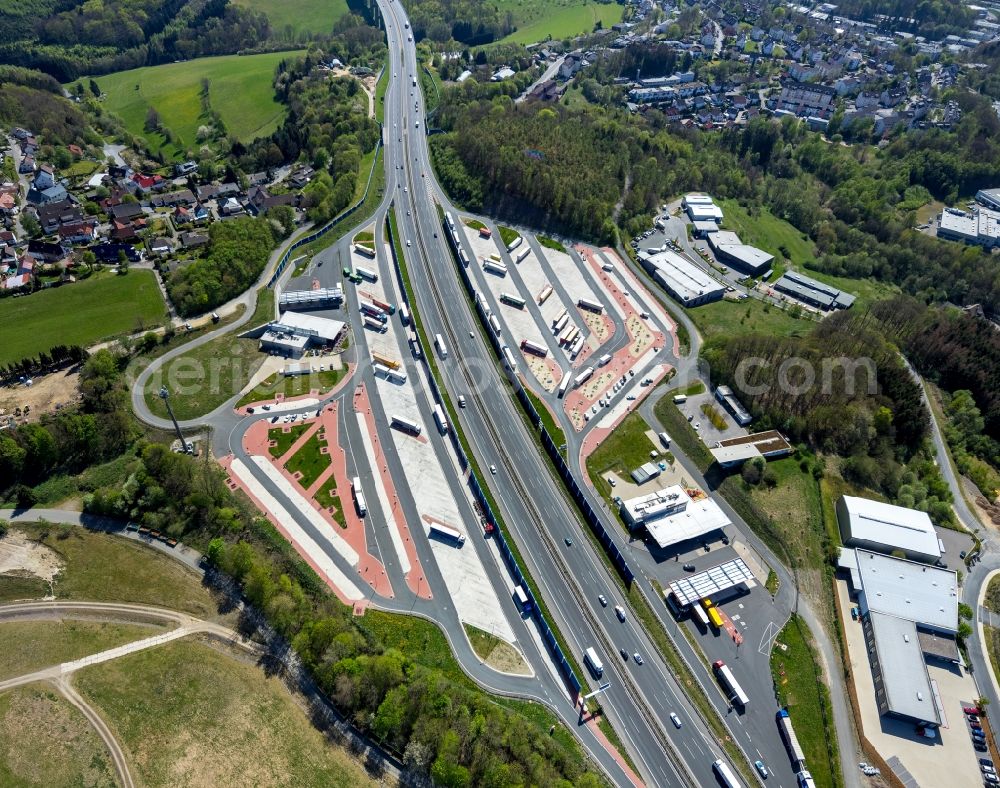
[706,231,774,276]
[772,270,856,310]
[937,207,1000,249]
[839,548,959,728]
[259,312,346,358]
[620,485,731,548]
[639,249,725,307]
[836,495,941,563]
[710,430,792,467]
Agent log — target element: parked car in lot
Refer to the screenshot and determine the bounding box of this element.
[969,714,981,723]
[683,563,696,572]
[966,706,982,715]
[976,741,990,752]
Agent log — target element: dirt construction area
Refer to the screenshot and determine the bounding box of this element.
[0,530,63,593]
[0,368,80,426]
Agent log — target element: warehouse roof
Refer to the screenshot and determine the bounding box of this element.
[620,486,731,548]
[642,250,725,304]
[854,549,958,633]
[773,270,856,309]
[272,311,345,342]
[867,612,940,724]
[840,495,940,560]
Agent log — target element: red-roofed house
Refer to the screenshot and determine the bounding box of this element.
[131,173,164,193]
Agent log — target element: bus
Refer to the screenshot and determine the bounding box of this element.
[584,647,604,678]
[391,415,422,435]
[712,660,750,709]
[712,759,742,788]
[776,709,806,769]
[435,333,448,359]
[433,404,449,434]
[351,477,367,516]
[558,371,571,398]
[512,585,531,612]
[429,522,465,546]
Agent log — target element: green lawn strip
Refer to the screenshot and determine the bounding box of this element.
[374,59,388,124]
[652,395,714,472]
[419,58,442,114]
[524,386,566,449]
[6,523,226,620]
[986,576,1000,615]
[364,611,588,771]
[586,409,663,505]
[0,620,165,681]
[268,423,310,459]
[315,484,346,527]
[0,574,49,602]
[74,639,377,788]
[493,0,624,45]
[498,225,520,247]
[82,51,305,158]
[461,623,529,674]
[388,207,590,688]
[462,217,487,231]
[771,615,842,788]
[238,367,346,407]
[765,569,780,596]
[986,626,1000,690]
[674,380,705,396]
[283,429,331,490]
[537,235,567,253]
[0,270,166,366]
[231,0,350,38]
[353,230,375,244]
[143,289,274,420]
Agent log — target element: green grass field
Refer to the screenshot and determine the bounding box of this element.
[6,523,228,621]
[586,410,664,505]
[0,683,118,787]
[268,423,310,458]
[143,289,273,421]
[687,297,810,342]
[84,51,304,158]
[284,429,331,489]
[232,0,349,37]
[75,640,377,788]
[495,0,624,45]
[0,271,165,365]
[771,616,841,788]
[0,620,163,681]
[238,367,346,407]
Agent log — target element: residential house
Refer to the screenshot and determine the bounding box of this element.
[288,167,314,189]
[108,202,145,223]
[33,165,56,191]
[56,222,96,245]
[219,196,244,216]
[26,239,69,263]
[130,172,164,193]
[150,189,196,209]
[246,186,296,216]
[0,192,16,216]
[147,236,174,256]
[179,231,209,249]
[18,155,35,174]
[26,183,68,206]
[36,200,84,234]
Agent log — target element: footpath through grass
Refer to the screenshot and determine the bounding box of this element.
[0,683,119,787]
[75,639,378,788]
[0,270,165,365]
[771,615,842,788]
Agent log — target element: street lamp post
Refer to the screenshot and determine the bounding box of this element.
[159,386,190,453]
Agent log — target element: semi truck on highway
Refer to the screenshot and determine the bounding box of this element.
[391,415,422,435]
[712,759,741,788]
[445,211,455,230]
[433,403,449,434]
[351,477,367,516]
[502,344,517,371]
[776,708,806,770]
[435,333,448,359]
[429,522,465,546]
[488,315,502,335]
[520,339,548,358]
[712,660,749,708]
[512,585,532,612]
[458,248,470,266]
[399,303,410,324]
[584,647,604,678]
[408,331,421,359]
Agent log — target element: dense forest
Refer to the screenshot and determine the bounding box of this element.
[829,0,975,40]
[0,353,602,787]
[402,0,515,45]
[702,310,960,523]
[166,216,275,316]
[0,0,272,81]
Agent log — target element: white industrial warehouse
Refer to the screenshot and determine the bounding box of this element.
[836,495,941,563]
[259,312,346,358]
